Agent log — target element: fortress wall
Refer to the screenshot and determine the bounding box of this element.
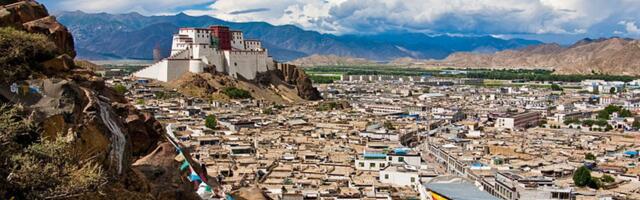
[265,57,275,71]
[188,60,204,73]
[224,51,237,79]
[200,49,226,73]
[165,59,190,82]
[134,60,168,82]
[227,51,269,80]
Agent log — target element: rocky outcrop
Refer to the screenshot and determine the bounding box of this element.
[275,63,322,101]
[23,15,76,57]
[0,1,210,199]
[0,0,76,57]
[132,143,205,200]
[169,63,321,103]
[41,54,75,74]
[121,105,164,157]
[434,37,640,76]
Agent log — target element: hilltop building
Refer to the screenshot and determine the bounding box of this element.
[134,26,275,82]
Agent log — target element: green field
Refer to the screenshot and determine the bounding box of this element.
[303,65,638,83]
[309,75,341,84]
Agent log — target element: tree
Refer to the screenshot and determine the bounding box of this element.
[594,120,608,127]
[221,87,251,99]
[601,174,615,183]
[582,119,596,127]
[605,125,613,132]
[609,87,616,94]
[205,115,217,129]
[597,110,611,120]
[604,105,622,114]
[619,109,633,118]
[135,99,145,105]
[550,84,563,91]
[539,119,547,127]
[585,153,596,160]
[633,120,640,130]
[564,118,580,125]
[112,84,127,95]
[154,91,166,99]
[573,166,592,187]
[588,177,603,189]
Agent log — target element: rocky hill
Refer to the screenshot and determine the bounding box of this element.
[55,11,541,61]
[167,63,321,104]
[0,1,213,199]
[288,54,376,67]
[434,37,640,76]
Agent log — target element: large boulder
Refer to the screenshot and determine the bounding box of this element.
[124,108,163,157]
[0,1,48,27]
[41,54,75,74]
[0,1,75,57]
[23,16,76,57]
[132,143,205,200]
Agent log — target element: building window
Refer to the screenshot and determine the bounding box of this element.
[385,174,389,179]
[380,163,385,168]
[388,157,392,161]
[398,157,405,162]
[410,177,415,182]
[370,163,376,168]
[359,162,364,167]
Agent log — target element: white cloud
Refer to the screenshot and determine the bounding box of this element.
[191,0,640,36]
[619,21,640,35]
[46,0,640,38]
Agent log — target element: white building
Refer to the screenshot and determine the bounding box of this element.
[363,104,404,115]
[134,26,275,82]
[379,165,420,189]
[581,80,624,94]
[387,148,422,167]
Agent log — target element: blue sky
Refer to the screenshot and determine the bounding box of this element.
[39,0,640,44]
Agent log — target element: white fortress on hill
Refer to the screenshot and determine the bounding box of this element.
[134,26,275,82]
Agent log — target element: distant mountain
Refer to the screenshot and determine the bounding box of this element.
[56,11,542,61]
[433,37,640,76]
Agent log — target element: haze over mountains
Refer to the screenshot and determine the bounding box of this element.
[432,37,640,76]
[56,11,541,62]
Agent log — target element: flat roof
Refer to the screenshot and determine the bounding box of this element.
[426,183,498,200]
[179,27,210,30]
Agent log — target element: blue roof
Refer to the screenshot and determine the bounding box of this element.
[624,151,638,156]
[471,162,486,167]
[426,183,498,200]
[394,148,410,155]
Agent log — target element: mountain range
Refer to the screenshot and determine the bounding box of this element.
[55,11,542,61]
[429,37,640,76]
